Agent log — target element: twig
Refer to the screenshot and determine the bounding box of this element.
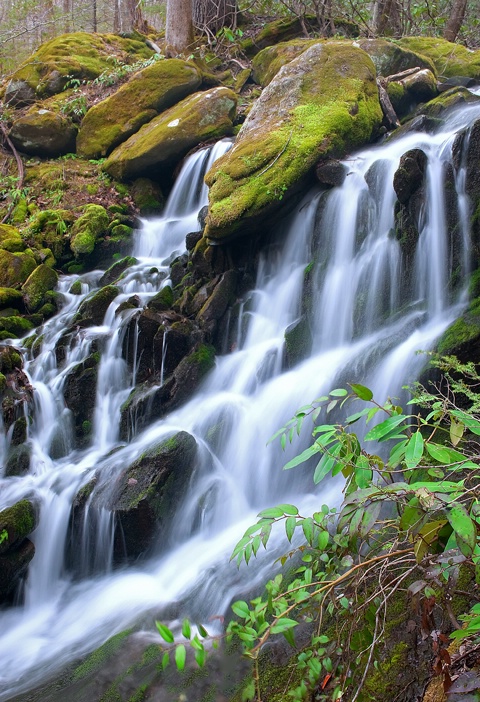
[0,118,24,224]
[257,130,293,178]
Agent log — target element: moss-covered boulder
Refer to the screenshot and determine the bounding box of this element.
[0,315,34,339]
[0,250,37,288]
[105,431,197,560]
[0,224,25,253]
[99,256,137,286]
[396,37,480,79]
[103,87,237,181]
[9,110,77,157]
[205,42,382,242]
[76,285,119,325]
[436,297,480,359]
[21,264,58,312]
[26,209,73,261]
[76,59,202,159]
[358,38,436,77]
[4,32,153,104]
[417,86,480,120]
[70,204,109,257]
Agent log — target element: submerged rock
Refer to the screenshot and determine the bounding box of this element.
[205,42,382,242]
[103,87,237,181]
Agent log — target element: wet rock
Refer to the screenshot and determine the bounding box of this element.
[315,159,348,187]
[11,416,28,446]
[0,500,37,555]
[393,148,428,204]
[103,87,237,181]
[438,75,479,92]
[453,117,480,258]
[196,269,238,333]
[5,444,31,477]
[0,539,35,602]
[75,285,119,326]
[4,79,36,107]
[185,230,203,251]
[106,431,197,560]
[63,352,100,445]
[284,316,313,367]
[99,256,137,286]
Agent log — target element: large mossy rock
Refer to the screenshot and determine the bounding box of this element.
[0,250,37,288]
[9,109,77,157]
[21,264,58,312]
[252,39,316,87]
[103,87,237,181]
[106,431,197,560]
[76,59,202,159]
[205,42,382,243]
[396,37,480,79]
[4,32,153,105]
[75,285,119,325]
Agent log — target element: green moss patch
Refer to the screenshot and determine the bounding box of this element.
[22,264,59,312]
[396,37,480,79]
[70,204,109,257]
[0,250,37,288]
[0,224,25,253]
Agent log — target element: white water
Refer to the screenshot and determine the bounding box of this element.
[1,103,480,698]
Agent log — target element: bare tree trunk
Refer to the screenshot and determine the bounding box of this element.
[165,0,194,54]
[371,0,402,35]
[93,0,97,31]
[444,0,467,41]
[114,0,121,31]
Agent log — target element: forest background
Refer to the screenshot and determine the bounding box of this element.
[1,0,480,82]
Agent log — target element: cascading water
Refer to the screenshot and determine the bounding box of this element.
[1,101,480,699]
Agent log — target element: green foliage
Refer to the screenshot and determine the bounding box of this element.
[157,355,480,699]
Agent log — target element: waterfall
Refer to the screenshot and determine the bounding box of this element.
[1,102,480,699]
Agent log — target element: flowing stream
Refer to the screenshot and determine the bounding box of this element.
[1,101,480,698]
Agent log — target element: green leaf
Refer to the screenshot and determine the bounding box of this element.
[175,644,186,671]
[282,627,296,647]
[161,651,169,669]
[283,443,320,470]
[317,530,329,550]
[450,418,464,447]
[345,409,370,425]
[450,410,480,435]
[329,388,348,397]
[349,383,373,401]
[156,622,174,643]
[364,415,407,442]
[231,600,250,619]
[257,506,285,518]
[285,516,296,542]
[426,443,466,464]
[405,431,424,471]
[270,617,298,634]
[276,503,299,515]
[182,619,191,639]
[355,454,372,489]
[194,647,206,667]
[313,442,342,484]
[388,439,408,468]
[447,505,477,557]
[302,517,315,545]
[359,502,382,538]
[198,624,208,638]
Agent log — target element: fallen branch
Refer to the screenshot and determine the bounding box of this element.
[0,117,24,224]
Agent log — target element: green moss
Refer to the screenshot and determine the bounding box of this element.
[0,250,36,289]
[0,224,25,253]
[69,280,82,295]
[0,373,6,391]
[396,37,480,79]
[417,86,480,119]
[359,642,409,701]
[437,311,480,356]
[147,285,173,311]
[186,344,216,374]
[0,287,24,311]
[205,42,382,241]
[82,420,92,436]
[76,58,202,159]
[22,264,58,312]
[0,315,34,337]
[70,204,109,257]
[73,629,133,681]
[11,197,29,225]
[27,208,73,259]
[252,39,315,86]
[110,224,133,239]
[0,499,36,551]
